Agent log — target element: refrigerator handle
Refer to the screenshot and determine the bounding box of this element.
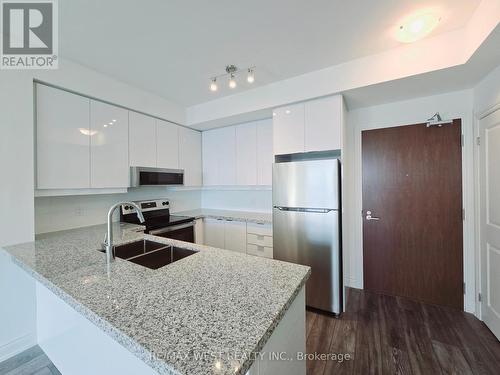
[274,206,335,214]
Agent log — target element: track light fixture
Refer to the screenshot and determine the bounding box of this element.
[210,78,218,92]
[209,65,256,92]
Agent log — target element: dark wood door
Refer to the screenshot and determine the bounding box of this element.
[362,119,463,309]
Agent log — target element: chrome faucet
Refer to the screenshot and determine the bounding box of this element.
[104,202,145,264]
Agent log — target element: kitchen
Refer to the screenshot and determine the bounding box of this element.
[1,1,500,375]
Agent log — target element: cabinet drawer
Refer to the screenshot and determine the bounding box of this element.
[247,233,273,247]
[247,222,272,236]
[247,244,273,259]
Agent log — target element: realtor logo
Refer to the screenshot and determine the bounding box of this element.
[1,0,58,69]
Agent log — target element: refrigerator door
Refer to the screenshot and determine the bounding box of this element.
[273,159,340,209]
[273,207,341,313]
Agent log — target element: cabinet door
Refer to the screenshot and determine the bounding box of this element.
[156,120,179,169]
[129,111,156,167]
[203,218,225,248]
[194,218,204,245]
[203,127,236,185]
[224,220,247,253]
[305,95,342,152]
[272,103,305,156]
[217,127,236,185]
[236,122,257,185]
[179,127,202,186]
[202,130,218,186]
[257,119,273,185]
[90,101,129,188]
[37,84,90,189]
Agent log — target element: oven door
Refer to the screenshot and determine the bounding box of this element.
[149,222,195,243]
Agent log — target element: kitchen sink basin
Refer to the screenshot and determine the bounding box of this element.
[100,239,197,270]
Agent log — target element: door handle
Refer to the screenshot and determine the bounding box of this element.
[366,211,380,221]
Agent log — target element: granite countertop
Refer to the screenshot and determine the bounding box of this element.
[173,209,272,224]
[3,223,310,375]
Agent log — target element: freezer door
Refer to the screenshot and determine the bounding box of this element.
[272,159,340,209]
[273,207,341,313]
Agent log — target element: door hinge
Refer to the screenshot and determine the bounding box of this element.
[478,293,482,302]
[463,282,466,295]
[462,209,466,221]
[476,136,481,146]
[461,134,464,147]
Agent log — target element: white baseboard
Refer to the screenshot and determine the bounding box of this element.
[0,332,37,363]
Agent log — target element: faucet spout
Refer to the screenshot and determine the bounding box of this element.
[104,201,145,264]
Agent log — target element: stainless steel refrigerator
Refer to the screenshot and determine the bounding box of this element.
[273,158,342,314]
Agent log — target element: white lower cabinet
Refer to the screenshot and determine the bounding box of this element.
[203,218,225,248]
[224,220,247,253]
[194,218,204,245]
[202,218,273,258]
[246,222,273,259]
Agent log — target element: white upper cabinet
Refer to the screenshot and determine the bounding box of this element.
[179,127,202,186]
[257,119,273,185]
[273,95,343,155]
[236,122,257,185]
[203,126,236,186]
[129,111,156,167]
[273,103,305,156]
[156,120,179,169]
[202,130,218,186]
[304,95,342,152]
[37,85,91,189]
[90,101,129,188]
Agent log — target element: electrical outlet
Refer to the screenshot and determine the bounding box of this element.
[75,207,84,217]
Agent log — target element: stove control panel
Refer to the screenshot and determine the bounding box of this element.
[121,199,169,215]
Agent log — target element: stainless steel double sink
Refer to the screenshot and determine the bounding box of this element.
[101,239,197,269]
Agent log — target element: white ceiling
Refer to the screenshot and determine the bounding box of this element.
[60,0,481,106]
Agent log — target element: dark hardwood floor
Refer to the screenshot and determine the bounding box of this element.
[306,288,500,375]
[0,346,60,375]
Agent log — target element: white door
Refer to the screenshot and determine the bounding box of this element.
[90,101,129,188]
[272,103,304,156]
[129,111,156,167]
[156,120,179,169]
[479,108,500,340]
[36,84,90,189]
[224,220,247,253]
[203,218,225,248]
[179,127,202,186]
[236,122,257,185]
[257,119,273,185]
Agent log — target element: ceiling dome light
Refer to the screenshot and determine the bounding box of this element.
[247,69,255,83]
[229,74,237,89]
[396,13,440,43]
[210,78,218,92]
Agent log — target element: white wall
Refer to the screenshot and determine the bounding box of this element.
[344,89,477,313]
[201,188,272,212]
[35,188,201,234]
[0,58,186,360]
[474,65,500,114]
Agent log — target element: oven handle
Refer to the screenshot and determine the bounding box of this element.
[149,221,195,235]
